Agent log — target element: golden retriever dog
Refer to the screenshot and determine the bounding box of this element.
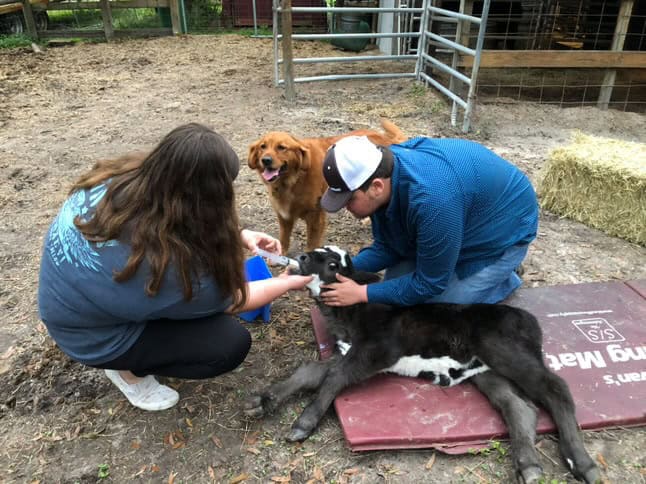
[247,119,406,253]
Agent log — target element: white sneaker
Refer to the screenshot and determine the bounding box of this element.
[105,369,179,411]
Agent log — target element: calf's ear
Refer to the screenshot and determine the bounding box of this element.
[350,271,382,285]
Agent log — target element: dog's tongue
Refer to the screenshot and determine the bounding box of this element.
[262,168,280,181]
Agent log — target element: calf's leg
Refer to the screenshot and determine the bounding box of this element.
[481,341,600,484]
[471,372,543,484]
[288,349,383,442]
[515,369,600,483]
[244,358,335,418]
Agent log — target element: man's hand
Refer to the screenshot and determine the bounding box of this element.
[320,274,368,306]
[241,229,282,254]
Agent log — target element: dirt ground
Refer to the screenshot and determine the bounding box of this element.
[1,35,645,484]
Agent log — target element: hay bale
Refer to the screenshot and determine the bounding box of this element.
[538,132,646,246]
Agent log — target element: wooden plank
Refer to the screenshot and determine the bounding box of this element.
[21,0,38,38]
[460,50,646,69]
[598,0,635,109]
[39,27,172,38]
[46,0,170,9]
[99,0,114,41]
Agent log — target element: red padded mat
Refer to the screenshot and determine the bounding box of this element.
[310,280,646,453]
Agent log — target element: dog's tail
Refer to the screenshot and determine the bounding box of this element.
[380,118,407,144]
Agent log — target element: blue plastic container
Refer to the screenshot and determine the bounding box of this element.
[239,255,272,323]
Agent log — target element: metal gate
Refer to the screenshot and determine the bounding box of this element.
[274,0,491,132]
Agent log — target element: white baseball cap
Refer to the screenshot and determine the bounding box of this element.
[320,136,386,213]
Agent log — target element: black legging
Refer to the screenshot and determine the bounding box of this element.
[95,313,251,379]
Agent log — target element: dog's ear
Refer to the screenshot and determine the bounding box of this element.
[247,139,262,169]
[297,144,311,171]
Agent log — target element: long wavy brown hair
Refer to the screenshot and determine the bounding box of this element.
[71,123,247,310]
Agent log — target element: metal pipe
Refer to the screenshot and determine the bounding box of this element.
[421,52,472,85]
[272,0,280,87]
[278,7,423,13]
[419,71,468,108]
[462,0,490,132]
[428,5,481,24]
[425,31,476,56]
[280,54,418,64]
[414,0,430,80]
[281,32,421,40]
[278,72,418,83]
[252,0,258,37]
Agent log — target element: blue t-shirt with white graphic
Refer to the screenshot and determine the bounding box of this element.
[353,137,539,306]
[38,184,231,365]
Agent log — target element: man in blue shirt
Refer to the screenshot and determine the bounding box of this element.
[318,135,538,307]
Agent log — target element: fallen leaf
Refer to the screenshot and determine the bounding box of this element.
[185,417,193,428]
[130,440,141,450]
[270,476,291,483]
[312,467,324,481]
[244,431,260,445]
[263,439,275,446]
[246,447,261,455]
[425,452,436,470]
[168,471,177,484]
[596,452,609,470]
[208,466,216,480]
[229,473,250,483]
[151,465,160,473]
[211,435,223,448]
[343,468,359,475]
[134,465,147,477]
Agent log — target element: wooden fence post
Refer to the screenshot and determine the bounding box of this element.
[99,0,114,41]
[281,0,296,101]
[21,0,38,38]
[169,0,182,35]
[597,0,634,110]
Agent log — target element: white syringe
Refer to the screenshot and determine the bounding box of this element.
[256,248,300,270]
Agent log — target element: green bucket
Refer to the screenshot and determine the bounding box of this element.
[331,13,371,52]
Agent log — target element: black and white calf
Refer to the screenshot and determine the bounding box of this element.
[244,246,600,484]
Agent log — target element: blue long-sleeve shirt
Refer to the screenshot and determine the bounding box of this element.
[38,183,231,365]
[353,137,538,306]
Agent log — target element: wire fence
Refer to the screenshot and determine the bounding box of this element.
[475,67,646,111]
[8,0,645,112]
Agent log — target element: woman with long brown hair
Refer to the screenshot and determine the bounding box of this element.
[38,123,312,411]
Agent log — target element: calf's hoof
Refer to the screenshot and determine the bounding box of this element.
[243,393,279,418]
[286,425,314,442]
[517,465,543,484]
[576,464,601,484]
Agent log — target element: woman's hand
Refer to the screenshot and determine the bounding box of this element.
[320,274,368,306]
[241,229,282,254]
[277,270,313,290]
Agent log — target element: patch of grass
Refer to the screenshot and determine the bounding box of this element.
[0,34,32,49]
[48,8,161,30]
[408,82,427,98]
[97,463,110,479]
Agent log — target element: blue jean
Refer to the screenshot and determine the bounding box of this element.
[384,244,529,304]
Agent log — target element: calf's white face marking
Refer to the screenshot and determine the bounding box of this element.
[306,246,349,297]
[306,274,322,297]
